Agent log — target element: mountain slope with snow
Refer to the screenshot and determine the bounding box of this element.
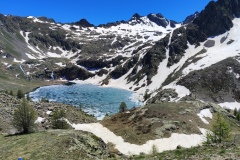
[1,0,240,107]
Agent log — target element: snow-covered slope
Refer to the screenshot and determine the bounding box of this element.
[1,0,240,106]
[17,13,178,61]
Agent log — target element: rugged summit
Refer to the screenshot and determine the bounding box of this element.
[193,0,240,37]
[72,18,94,27]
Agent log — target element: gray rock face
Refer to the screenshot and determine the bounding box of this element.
[204,40,215,48]
[72,18,94,27]
[178,58,240,103]
[193,0,240,37]
[183,12,199,24]
[147,13,169,28]
[147,89,178,104]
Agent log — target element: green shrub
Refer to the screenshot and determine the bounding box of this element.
[40,97,49,102]
[52,109,70,129]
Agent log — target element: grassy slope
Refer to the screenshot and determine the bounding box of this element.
[131,144,240,160]
[0,130,107,160]
[0,63,65,95]
[102,102,211,145]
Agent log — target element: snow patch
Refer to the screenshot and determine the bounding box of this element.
[55,62,66,67]
[46,111,52,115]
[13,58,25,63]
[25,53,36,59]
[163,81,190,101]
[219,101,240,110]
[35,117,44,123]
[2,62,8,66]
[68,121,207,155]
[197,109,212,124]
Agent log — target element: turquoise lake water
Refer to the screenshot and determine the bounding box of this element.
[29,83,141,119]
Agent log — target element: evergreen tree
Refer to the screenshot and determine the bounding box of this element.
[144,91,150,101]
[234,108,238,116]
[209,112,231,143]
[237,113,240,121]
[9,90,13,96]
[17,89,24,99]
[4,90,9,94]
[12,98,37,133]
[119,102,127,113]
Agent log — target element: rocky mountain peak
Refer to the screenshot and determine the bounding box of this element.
[147,13,176,28]
[131,13,142,20]
[149,13,165,19]
[73,18,94,27]
[37,16,56,23]
[183,11,199,24]
[193,0,240,37]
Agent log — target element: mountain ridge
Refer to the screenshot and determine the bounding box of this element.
[0,0,240,106]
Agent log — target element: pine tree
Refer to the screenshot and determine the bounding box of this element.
[12,98,37,133]
[234,108,238,116]
[210,112,231,143]
[4,90,9,94]
[17,89,24,99]
[236,113,240,121]
[119,102,127,113]
[9,90,13,96]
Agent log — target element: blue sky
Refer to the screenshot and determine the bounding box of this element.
[0,0,211,25]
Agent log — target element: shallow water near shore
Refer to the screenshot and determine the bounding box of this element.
[29,83,142,119]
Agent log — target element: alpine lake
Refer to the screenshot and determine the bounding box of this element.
[29,82,142,120]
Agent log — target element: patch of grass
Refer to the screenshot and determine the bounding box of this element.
[5,41,21,57]
[15,32,25,42]
[0,28,14,41]
[0,73,8,80]
[174,149,183,158]
[218,149,226,155]
[102,101,209,145]
[0,130,107,159]
[132,144,240,160]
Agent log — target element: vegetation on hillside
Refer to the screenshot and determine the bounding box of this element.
[119,102,128,113]
[12,98,37,133]
[52,109,70,129]
[206,112,231,144]
[0,130,109,160]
